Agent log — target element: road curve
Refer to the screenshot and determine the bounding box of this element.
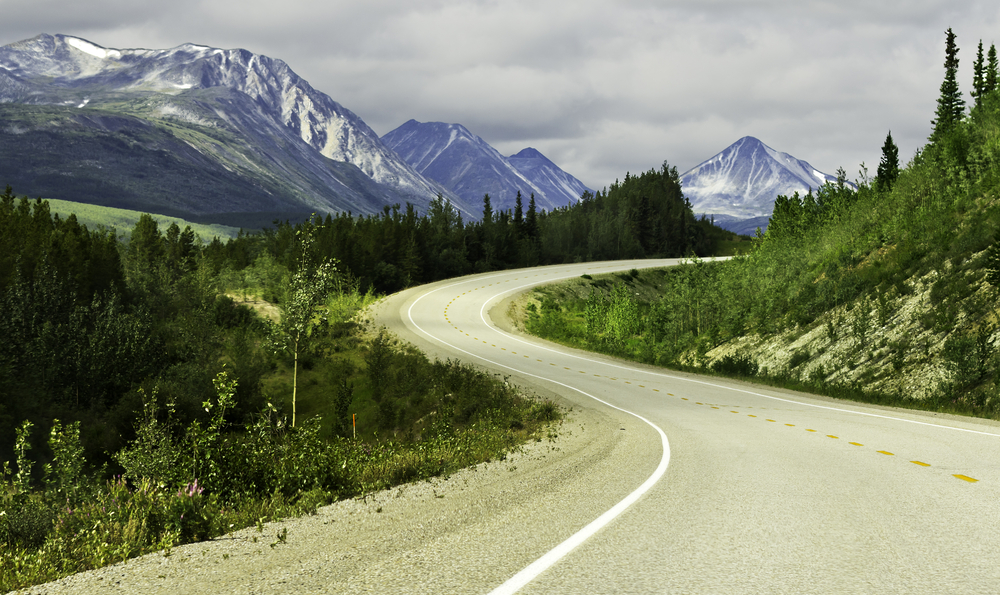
[374,259,1000,594]
[26,260,1000,594]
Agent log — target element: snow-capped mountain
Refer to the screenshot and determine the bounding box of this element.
[681,136,839,219]
[507,148,592,209]
[381,120,589,213]
[0,34,469,223]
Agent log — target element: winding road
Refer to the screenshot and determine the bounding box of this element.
[31,259,1000,594]
[374,259,1000,594]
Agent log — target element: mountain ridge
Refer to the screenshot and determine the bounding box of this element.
[0,34,473,225]
[381,119,590,212]
[682,136,839,220]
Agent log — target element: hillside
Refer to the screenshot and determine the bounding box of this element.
[0,34,466,227]
[520,84,1000,418]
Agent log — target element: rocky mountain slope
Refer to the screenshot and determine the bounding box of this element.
[381,119,590,212]
[0,34,469,226]
[681,136,839,221]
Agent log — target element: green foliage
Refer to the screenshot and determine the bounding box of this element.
[876,131,900,193]
[932,28,966,140]
[710,353,759,377]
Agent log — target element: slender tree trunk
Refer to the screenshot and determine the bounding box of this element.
[292,337,298,427]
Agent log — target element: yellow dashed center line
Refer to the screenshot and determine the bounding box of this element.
[954,474,979,483]
[911,461,931,467]
[785,424,795,427]
[827,435,839,439]
[877,451,894,456]
[849,442,863,446]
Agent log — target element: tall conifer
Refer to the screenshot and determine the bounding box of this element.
[931,28,965,139]
[876,131,900,193]
[972,40,985,110]
[987,44,999,95]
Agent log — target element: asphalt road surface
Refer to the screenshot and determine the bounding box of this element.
[28,259,1000,594]
[373,259,1000,594]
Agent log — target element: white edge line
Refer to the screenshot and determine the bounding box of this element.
[404,274,671,595]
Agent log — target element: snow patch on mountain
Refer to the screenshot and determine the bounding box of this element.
[1,34,457,211]
[382,120,590,212]
[682,136,839,219]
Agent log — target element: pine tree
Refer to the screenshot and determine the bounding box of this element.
[987,44,999,95]
[876,131,900,193]
[482,193,493,224]
[525,193,538,241]
[931,28,965,139]
[513,191,524,236]
[972,40,985,110]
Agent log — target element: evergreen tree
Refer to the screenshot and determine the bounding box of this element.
[987,44,999,95]
[525,193,538,241]
[481,193,493,224]
[972,40,985,110]
[513,191,524,236]
[876,130,900,193]
[931,28,965,139]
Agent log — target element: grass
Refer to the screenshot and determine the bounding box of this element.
[44,198,242,240]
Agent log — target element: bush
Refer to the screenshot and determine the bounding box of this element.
[711,353,759,377]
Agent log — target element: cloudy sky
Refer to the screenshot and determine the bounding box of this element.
[2,0,999,190]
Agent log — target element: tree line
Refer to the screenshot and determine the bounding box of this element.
[206,162,734,296]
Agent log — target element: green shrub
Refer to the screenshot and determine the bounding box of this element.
[711,353,759,377]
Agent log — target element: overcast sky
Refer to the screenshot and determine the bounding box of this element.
[2,0,999,190]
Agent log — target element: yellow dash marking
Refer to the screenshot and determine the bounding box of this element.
[501,348,506,351]
[849,442,863,446]
[712,407,720,410]
[877,451,894,456]
[827,435,839,439]
[785,424,795,427]
[564,367,571,370]
[767,419,776,422]
[550,363,556,366]
[639,385,645,388]
[537,359,543,362]
[668,393,674,396]
[579,370,585,373]
[731,411,739,414]
[524,355,529,358]
[695,402,703,405]
[748,415,757,418]
[953,474,978,483]
[491,344,495,347]
[681,398,689,401]
[653,389,659,392]
[806,429,817,432]
[911,461,930,467]
[511,351,517,354]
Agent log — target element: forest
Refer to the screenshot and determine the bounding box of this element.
[0,154,734,588]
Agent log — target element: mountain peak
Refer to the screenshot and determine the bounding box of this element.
[682,137,838,218]
[382,122,591,212]
[0,34,469,221]
[510,147,546,160]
